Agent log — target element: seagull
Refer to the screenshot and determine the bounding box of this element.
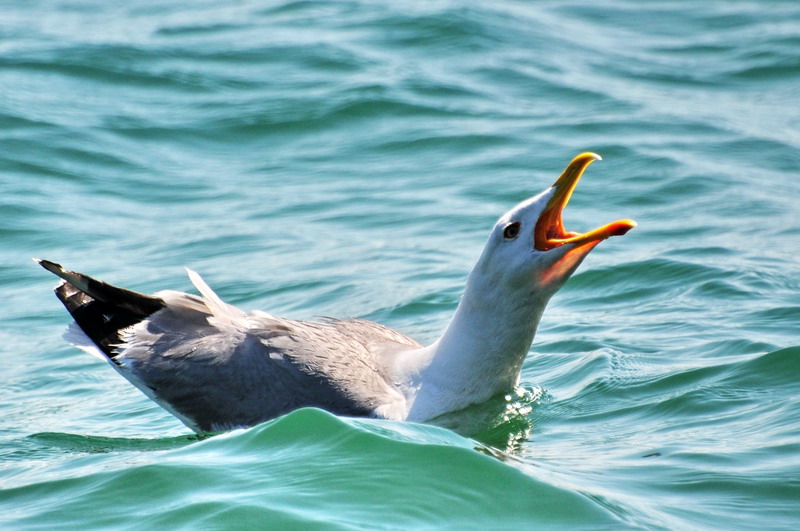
[37,153,636,433]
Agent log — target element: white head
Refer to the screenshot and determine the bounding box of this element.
[469,152,637,305]
[402,153,636,423]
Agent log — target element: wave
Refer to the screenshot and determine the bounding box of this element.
[6,409,621,528]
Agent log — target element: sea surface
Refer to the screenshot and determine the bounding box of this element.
[1,1,799,528]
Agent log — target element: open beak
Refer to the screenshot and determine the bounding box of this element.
[534,153,637,251]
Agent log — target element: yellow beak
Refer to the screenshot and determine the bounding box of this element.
[534,153,637,252]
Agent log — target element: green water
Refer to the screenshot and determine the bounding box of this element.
[1,1,799,528]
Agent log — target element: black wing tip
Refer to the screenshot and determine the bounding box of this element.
[37,258,167,359]
[34,257,60,272]
[38,257,166,317]
[34,258,74,285]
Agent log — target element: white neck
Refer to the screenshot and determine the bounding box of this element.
[395,269,550,423]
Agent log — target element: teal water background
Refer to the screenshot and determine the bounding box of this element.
[2,1,799,528]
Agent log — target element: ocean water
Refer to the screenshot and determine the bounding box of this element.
[1,0,799,528]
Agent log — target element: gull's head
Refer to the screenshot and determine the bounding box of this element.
[472,152,637,300]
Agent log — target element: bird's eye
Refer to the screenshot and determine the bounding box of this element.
[503,222,521,240]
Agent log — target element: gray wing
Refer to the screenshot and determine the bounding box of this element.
[116,290,419,432]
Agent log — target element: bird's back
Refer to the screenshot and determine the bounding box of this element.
[117,299,420,431]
